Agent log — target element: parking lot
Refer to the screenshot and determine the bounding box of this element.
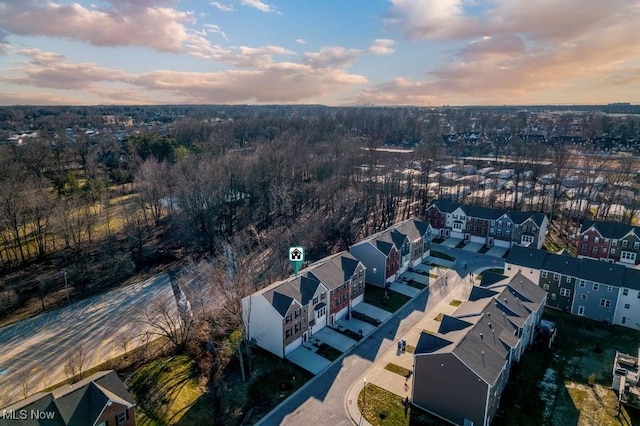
[0,274,177,407]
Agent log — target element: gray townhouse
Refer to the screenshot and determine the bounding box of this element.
[412,273,546,426]
[505,246,640,329]
[350,217,430,287]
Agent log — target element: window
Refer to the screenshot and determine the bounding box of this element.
[593,283,599,291]
[625,304,631,309]
[490,227,495,234]
[285,314,292,324]
[605,239,609,244]
[578,306,585,316]
[506,230,511,237]
[566,276,572,283]
[554,273,560,281]
[623,288,629,296]
[581,294,588,300]
[542,283,550,291]
[542,271,548,278]
[294,323,300,333]
[622,316,627,324]
[343,283,348,290]
[594,237,600,243]
[600,299,611,308]
[612,240,618,246]
[321,292,326,300]
[473,226,478,232]
[522,226,528,233]
[622,251,637,261]
[294,309,300,318]
[603,248,608,253]
[607,286,612,292]
[592,247,598,254]
[623,240,629,248]
[637,291,640,299]
[583,235,589,241]
[611,248,616,254]
[581,245,587,252]
[560,288,571,297]
[285,329,291,339]
[579,280,585,288]
[507,222,512,228]
[491,220,496,226]
[117,410,128,425]
[343,294,348,302]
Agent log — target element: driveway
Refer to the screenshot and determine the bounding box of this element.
[388,281,420,297]
[286,346,331,375]
[0,274,177,407]
[462,242,483,253]
[313,327,357,352]
[485,246,509,258]
[440,237,463,248]
[352,302,392,322]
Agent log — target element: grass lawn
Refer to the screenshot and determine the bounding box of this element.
[429,251,455,262]
[352,310,382,326]
[315,343,342,362]
[336,326,363,341]
[407,280,427,290]
[449,299,463,307]
[384,363,412,378]
[128,355,209,426]
[434,313,444,321]
[358,383,448,426]
[405,345,416,354]
[365,284,411,313]
[494,308,640,426]
[485,268,505,274]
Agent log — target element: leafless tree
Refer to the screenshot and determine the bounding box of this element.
[17,367,31,398]
[64,345,88,382]
[135,158,172,226]
[139,293,193,351]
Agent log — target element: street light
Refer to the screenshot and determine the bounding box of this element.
[363,377,367,407]
[62,270,69,303]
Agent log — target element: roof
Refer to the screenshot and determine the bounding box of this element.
[1,371,135,426]
[580,220,640,239]
[427,199,547,226]
[506,246,640,290]
[391,218,430,242]
[307,251,362,290]
[375,240,394,255]
[414,274,544,387]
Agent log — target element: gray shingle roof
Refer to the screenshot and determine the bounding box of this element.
[0,371,134,426]
[307,252,361,290]
[580,220,640,239]
[375,240,394,255]
[427,200,547,227]
[506,246,640,290]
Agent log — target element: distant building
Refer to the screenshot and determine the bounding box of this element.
[425,199,548,249]
[412,273,546,426]
[0,370,136,426]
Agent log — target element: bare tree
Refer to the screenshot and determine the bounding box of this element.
[17,368,31,398]
[140,293,193,351]
[135,158,172,226]
[64,345,88,382]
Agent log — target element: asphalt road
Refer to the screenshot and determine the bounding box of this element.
[0,274,177,408]
[257,247,503,426]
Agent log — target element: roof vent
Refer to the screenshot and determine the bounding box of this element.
[480,333,484,340]
[488,322,492,329]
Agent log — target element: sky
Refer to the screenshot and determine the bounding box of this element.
[0,0,639,106]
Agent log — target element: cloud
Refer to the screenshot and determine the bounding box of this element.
[210,1,234,12]
[240,0,280,14]
[0,30,11,55]
[304,46,363,68]
[296,38,307,45]
[2,47,368,104]
[386,0,475,40]
[0,92,83,106]
[202,24,228,41]
[368,39,395,55]
[0,0,195,53]
[366,0,640,105]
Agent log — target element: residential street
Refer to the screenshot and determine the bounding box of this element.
[256,246,504,426]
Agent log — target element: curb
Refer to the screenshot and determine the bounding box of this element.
[256,257,450,426]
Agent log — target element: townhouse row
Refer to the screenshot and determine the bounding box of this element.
[242,218,433,358]
[413,273,546,426]
[425,199,549,249]
[577,220,640,266]
[505,246,640,329]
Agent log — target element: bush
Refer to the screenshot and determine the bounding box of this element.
[587,373,597,386]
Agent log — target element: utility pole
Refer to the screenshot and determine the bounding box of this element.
[62,270,69,303]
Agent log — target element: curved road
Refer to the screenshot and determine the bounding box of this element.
[256,246,504,426]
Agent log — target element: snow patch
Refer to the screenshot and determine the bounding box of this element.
[538,367,558,420]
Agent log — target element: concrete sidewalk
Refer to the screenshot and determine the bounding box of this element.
[345,268,475,425]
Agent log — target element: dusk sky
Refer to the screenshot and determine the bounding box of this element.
[0,0,639,106]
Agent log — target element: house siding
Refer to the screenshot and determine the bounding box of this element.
[350,242,387,287]
[98,405,136,426]
[613,288,640,329]
[539,271,574,311]
[283,304,308,354]
[412,353,488,426]
[572,280,618,323]
[242,294,284,357]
